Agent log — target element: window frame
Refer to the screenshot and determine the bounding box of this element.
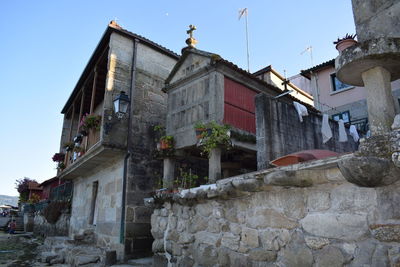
[332,110,350,123]
[330,73,353,92]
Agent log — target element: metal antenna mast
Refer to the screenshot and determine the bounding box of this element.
[301,46,314,67]
[239,8,250,72]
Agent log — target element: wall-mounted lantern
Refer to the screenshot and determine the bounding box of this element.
[113,91,130,119]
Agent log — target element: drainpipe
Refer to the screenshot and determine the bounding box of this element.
[310,71,321,111]
[120,38,139,244]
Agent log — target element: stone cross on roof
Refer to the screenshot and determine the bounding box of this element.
[185,25,198,48]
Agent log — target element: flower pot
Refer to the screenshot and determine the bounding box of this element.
[195,128,206,139]
[80,130,88,136]
[160,140,172,150]
[336,39,357,53]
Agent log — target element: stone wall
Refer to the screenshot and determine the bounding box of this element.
[166,71,224,149]
[124,42,177,257]
[150,156,400,266]
[256,94,357,170]
[69,157,124,257]
[34,212,70,237]
[352,0,400,42]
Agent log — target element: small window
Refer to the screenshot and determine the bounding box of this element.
[332,111,350,123]
[330,73,352,92]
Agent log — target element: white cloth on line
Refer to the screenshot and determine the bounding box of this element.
[321,114,333,143]
[293,101,308,122]
[349,125,360,142]
[338,119,348,142]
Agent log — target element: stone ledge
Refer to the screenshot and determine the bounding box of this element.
[335,37,400,86]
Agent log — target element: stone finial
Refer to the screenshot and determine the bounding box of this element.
[109,20,121,29]
[185,25,198,48]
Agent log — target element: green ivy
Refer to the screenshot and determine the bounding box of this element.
[196,121,231,157]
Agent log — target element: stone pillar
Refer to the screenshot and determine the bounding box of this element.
[361,66,396,135]
[209,148,222,183]
[163,158,175,188]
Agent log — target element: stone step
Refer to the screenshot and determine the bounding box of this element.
[127,257,153,266]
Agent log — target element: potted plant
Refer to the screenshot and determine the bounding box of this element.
[63,142,75,152]
[73,134,83,146]
[160,135,174,150]
[79,113,102,134]
[52,152,65,163]
[334,34,357,53]
[73,146,85,157]
[57,162,66,170]
[194,122,207,139]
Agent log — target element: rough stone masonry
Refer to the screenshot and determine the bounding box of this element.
[150,152,400,267]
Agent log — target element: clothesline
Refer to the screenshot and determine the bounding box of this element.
[293,101,360,143]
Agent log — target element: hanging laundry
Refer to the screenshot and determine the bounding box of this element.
[321,114,333,143]
[338,119,348,142]
[293,101,308,122]
[349,125,360,142]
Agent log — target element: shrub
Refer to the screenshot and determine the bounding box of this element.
[42,201,70,224]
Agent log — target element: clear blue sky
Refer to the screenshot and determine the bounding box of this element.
[0,1,355,196]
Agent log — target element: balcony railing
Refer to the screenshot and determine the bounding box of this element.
[49,182,73,201]
[63,129,101,169]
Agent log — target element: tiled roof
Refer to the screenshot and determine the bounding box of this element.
[216,58,318,112]
[300,59,335,79]
[252,65,272,76]
[28,182,42,191]
[39,177,59,187]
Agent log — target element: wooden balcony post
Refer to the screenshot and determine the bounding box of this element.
[77,88,85,134]
[68,104,75,141]
[90,68,97,114]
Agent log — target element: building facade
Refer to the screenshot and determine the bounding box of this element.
[56,21,178,259]
[294,60,400,135]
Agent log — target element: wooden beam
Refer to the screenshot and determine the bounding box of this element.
[77,88,85,134]
[68,102,76,141]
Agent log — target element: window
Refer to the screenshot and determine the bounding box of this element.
[89,181,98,225]
[351,118,369,135]
[330,73,352,92]
[332,111,350,123]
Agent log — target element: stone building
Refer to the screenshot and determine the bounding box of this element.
[56,21,178,259]
[161,40,356,186]
[149,1,400,266]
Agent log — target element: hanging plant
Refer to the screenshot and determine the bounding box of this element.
[63,142,75,152]
[57,162,66,170]
[197,121,231,157]
[52,153,65,162]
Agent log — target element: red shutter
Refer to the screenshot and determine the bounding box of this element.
[223,77,257,133]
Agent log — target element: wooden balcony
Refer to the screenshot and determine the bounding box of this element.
[57,110,128,180]
[63,129,100,169]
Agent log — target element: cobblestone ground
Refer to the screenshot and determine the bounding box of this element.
[0,232,43,267]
